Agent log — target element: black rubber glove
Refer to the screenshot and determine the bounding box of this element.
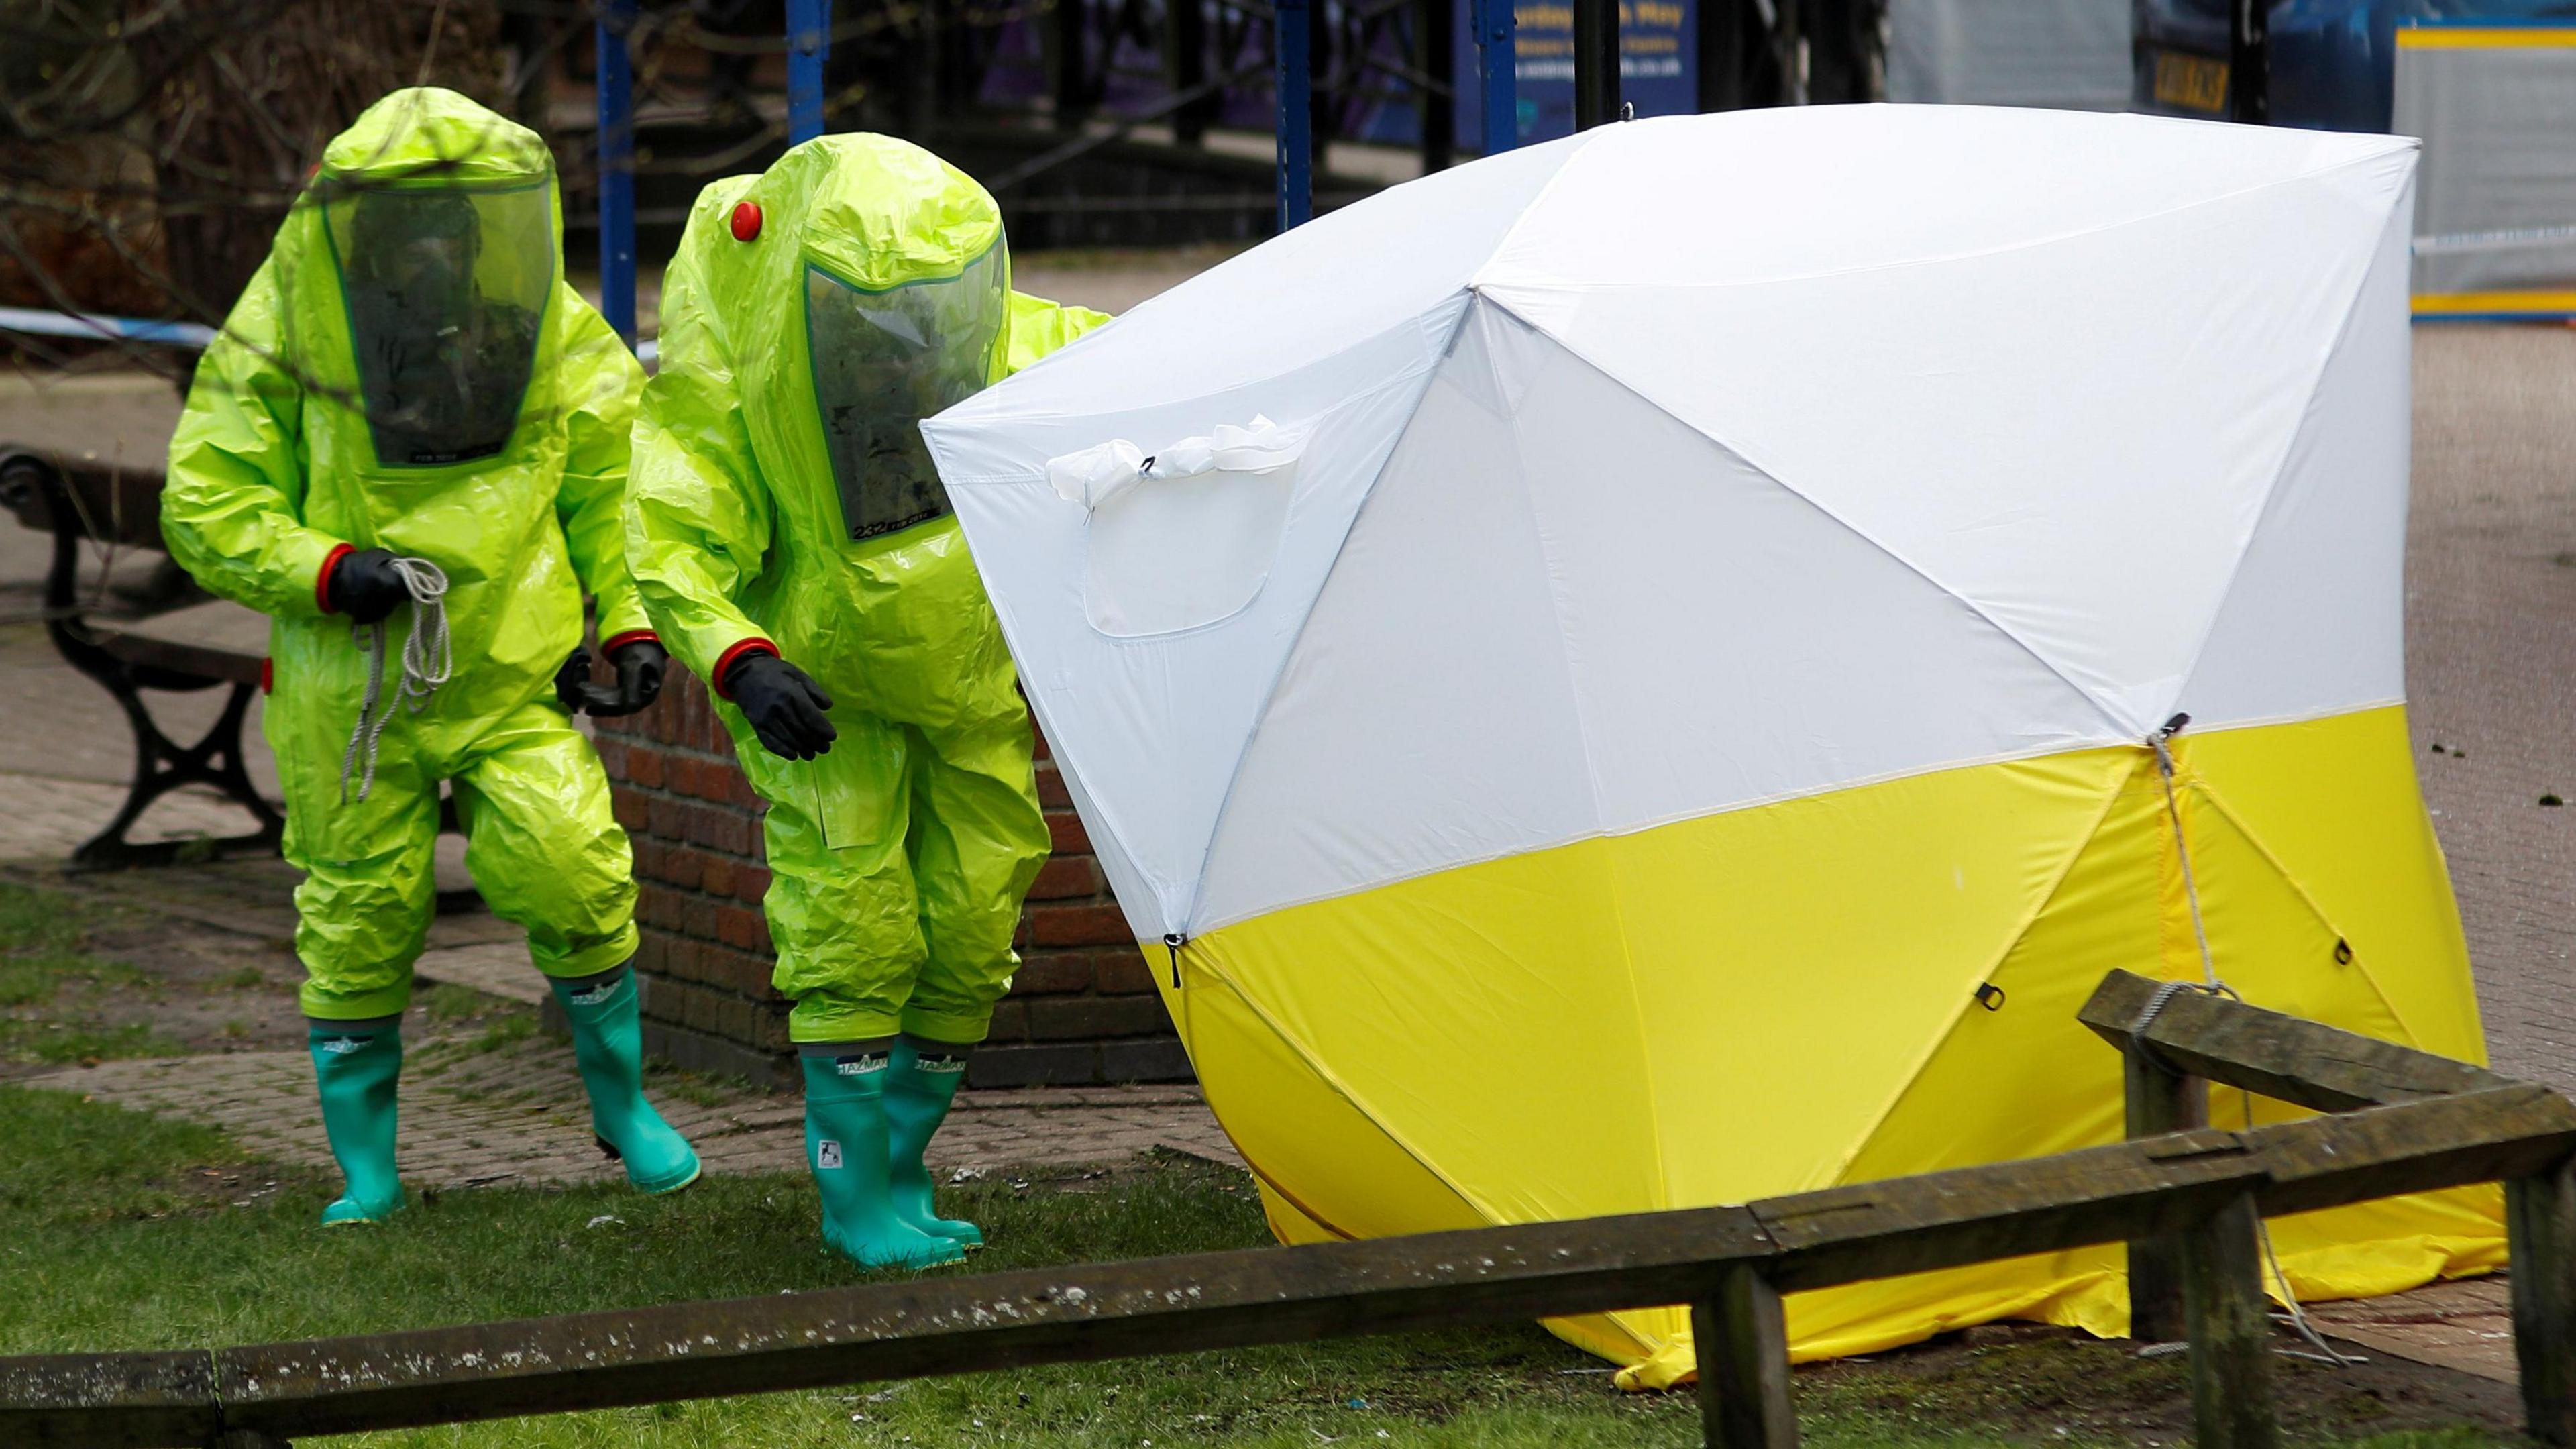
[553,648,592,715]
[326,547,408,625]
[556,639,670,718]
[727,651,836,760]
[596,639,668,717]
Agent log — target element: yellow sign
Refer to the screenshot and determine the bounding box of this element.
[2152,50,2229,113]
[2398,25,2576,48]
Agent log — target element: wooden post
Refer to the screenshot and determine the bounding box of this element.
[2510,1155,2576,1445]
[2125,1040,2208,1343]
[1695,1264,1799,1449]
[2179,1191,2278,1449]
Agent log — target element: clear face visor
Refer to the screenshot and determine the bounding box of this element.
[804,244,1008,543]
[327,182,553,468]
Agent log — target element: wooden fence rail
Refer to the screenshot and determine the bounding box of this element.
[5,968,2572,1449]
[2084,969,2576,1446]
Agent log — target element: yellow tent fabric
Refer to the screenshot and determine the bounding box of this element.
[1176,708,2491,1386]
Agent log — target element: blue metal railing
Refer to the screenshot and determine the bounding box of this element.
[1472,0,1519,155]
[788,0,831,145]
[1277,0,1315,228]
[596,0,639,347]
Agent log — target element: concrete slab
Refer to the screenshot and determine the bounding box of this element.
[413,939,549,1006]
[2306,1277,2518,1383]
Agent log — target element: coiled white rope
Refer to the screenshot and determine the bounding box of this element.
[339,557,451,804]
[2143,720,2363,1368]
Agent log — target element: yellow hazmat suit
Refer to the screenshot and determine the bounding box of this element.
[164,86,653,1020]
[163,88,696,1221]
[625,135,1107,1049]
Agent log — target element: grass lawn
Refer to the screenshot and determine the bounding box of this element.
[0,875,2531,1448]
[0,1085,2524,1449]
[0,880,174,1068]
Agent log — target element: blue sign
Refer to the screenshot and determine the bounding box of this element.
[1456,0,1699,147]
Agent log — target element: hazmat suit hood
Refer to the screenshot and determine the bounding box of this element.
[794,136,1013,543]
[618,131,1103,706]
[164,85,649,848]
[309,87,564,472]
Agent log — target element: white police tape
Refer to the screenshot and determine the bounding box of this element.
[0,306,661,368]
[0,306,215,348]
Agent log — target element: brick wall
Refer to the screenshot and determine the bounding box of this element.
[588,672,1189,1090]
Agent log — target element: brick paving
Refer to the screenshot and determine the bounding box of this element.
[23,1042,1242,1189]
[0,772,266,863]
[10,858,1244,1181]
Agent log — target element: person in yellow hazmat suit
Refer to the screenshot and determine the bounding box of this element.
[161,87,699,1225]
[624,135,1108,1270]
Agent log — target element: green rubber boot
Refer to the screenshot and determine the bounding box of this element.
[309,1018,405,1225]
[551,967,701,1195]
[885,1036,981,1248]
[802,1049,967,1271]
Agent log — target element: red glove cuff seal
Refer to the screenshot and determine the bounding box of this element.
[710,637,780,701]
[315,543,356,614]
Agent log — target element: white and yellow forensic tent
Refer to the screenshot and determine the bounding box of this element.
[923,104,2497,1387]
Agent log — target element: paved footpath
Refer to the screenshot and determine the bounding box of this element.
[2408,326,2576,1095]
[7,854,1244,1180]
[0,772,262,863]
[30,1046,1242,1189]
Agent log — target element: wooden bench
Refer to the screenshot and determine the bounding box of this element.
[0,445,282,869]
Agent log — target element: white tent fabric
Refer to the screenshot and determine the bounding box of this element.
[923,104,2419,946]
